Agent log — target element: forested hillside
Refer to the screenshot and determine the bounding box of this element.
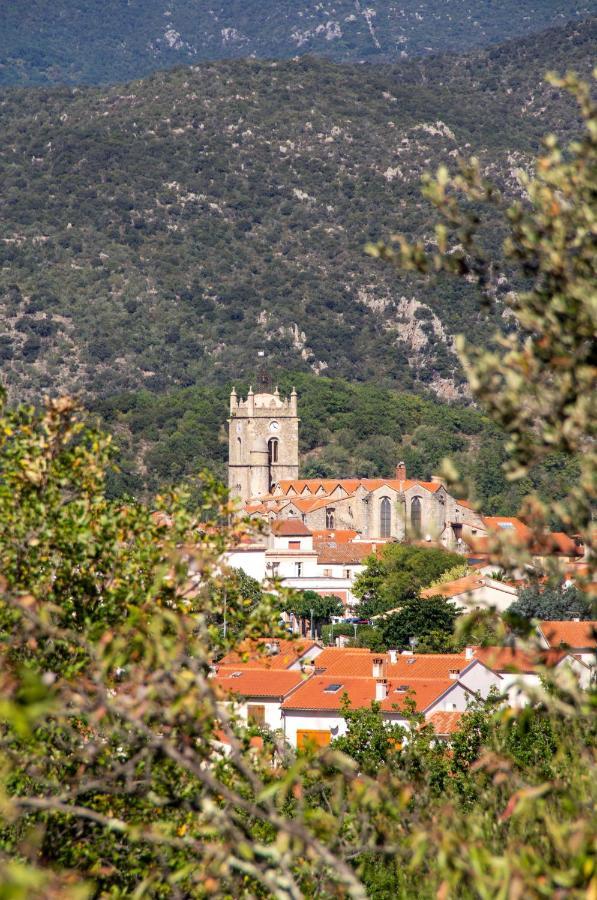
[0,20,594,406]
[95,373,579,520]
[0,1,592,85]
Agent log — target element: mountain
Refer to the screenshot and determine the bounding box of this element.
[0,1,593,86]
[0,19,593,406]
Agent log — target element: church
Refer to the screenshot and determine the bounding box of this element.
[228,385,485,551]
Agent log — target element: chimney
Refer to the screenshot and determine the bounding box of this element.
[431,475,446,487]
[396,461,406,481]
[372,656,385,678]
[465,646,474,660]
[375,679,388,701]
[388,649,398,665]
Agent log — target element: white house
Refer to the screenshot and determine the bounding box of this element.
[212,667,313,732]
[420,574,518,614]
[537,620,596,670]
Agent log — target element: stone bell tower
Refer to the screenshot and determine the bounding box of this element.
[228,384,299,505]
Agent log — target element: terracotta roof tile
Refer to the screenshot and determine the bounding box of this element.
[275,477,443,499]
[281,675,455,713]
[316,648,472,680]
[482,516,532,541]
[316,542,379,565]
[427,711,464,735]
[214,667,308,699]
[218,638,320,670]
[538,621,596,650]
[271,520,312,536]
[472,646,567,673]
[421,575,486,600]
[543,533,583,557]
[311,529,360,543]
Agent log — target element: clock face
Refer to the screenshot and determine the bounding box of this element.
[269,421,280,432]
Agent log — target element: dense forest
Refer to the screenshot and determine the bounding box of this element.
[0,19,594,407]
[95,372,579,519]
[0,1,593,85]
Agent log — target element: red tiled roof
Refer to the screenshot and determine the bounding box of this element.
[316,542,379,565]
[271,519,312,536]
[277,479,361,496]
[276,478,443,498]
[281,674,455,713]
[472,646,566,673]
[311,530,359,543]
[286,495,356,513]
[421,575,486,600]
[482,517,532,542]
[316,648,472,680]
[456,499,475,510]
[542,533,583,557]
[538,621,596,650]
[427,710,464,735]
[214,667,308,699]
[218,638,320,670]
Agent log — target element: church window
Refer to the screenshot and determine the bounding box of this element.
[380,497,391,538]
[326,508,335,529]
[411,497,422,535]
[237,436,242,458]
[268,438,279,464]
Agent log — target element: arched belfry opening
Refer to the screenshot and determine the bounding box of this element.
[268,437,279,464]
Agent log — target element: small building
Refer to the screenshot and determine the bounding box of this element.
[213,667,311,731]
[537,620,596,671]
[419,573,518,613]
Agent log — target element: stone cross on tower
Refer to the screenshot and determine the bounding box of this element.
[228,383,299,506]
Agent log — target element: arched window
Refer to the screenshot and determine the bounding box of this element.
[411,497,422,535]
[237,436,242,459]
[380,497,391,538]
[326,508,335,529]
[268,438,279,464]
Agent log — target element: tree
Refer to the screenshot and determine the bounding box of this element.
[353,543,463,618]
[508,581,593,623]
[283,590,343,637]
[0,394,366,898]
[331,699,406,776]
[376,596,461,651]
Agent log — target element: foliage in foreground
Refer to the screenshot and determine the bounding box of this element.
[0,394,595,899]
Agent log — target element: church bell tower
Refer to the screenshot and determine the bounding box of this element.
[228,382,299,506]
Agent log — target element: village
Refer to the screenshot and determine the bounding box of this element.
[212,385,596,749]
